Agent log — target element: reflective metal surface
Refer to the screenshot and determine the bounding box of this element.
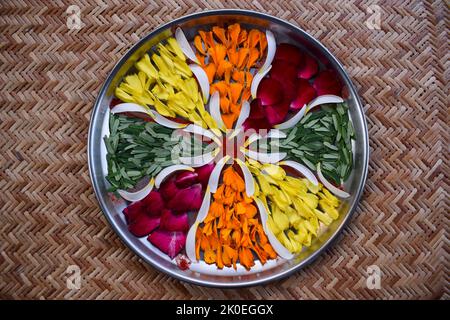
[88,9,369,287]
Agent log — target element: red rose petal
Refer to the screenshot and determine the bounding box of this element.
[274,43,303,67]
[128,214,160,237]
[290,79,317,110]
[313,70,343,95]
[265,100,290,125]
[175,171,198,189]
[248,98,265,119]
[243,117,271,131]
[297,55,318,79]
[123,201,144,224]
[142,190,165,216]
[159,177,179,201]
[281,80,298,102]
[148,230,186,259]
[160,209,189,232]
[269,60,298,84]
[195,163,214,188]
[167,183,202,212]
[257,78,284,106]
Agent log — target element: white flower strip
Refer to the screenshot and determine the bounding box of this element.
[306,95,344,113]
[274,104,306,130]
[255,198,294,260]
[175,27,199,64]
[118,178,155,203]
[250,65,272,99]
[259,31,276,74]
[235,158,255,197]
[207,155,231,193]
[240,147,287,164]
[279,160,318,186]
[183,124,222,146]
[185,222,199,262]
[189,64,210,103]
[317,163,350,198]
[111,102,187,129]
[154,165,194,188]
[209,91,226,131]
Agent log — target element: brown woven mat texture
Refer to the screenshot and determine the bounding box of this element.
[0,0,448,300]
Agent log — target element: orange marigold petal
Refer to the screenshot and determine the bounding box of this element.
[229,82,243,104]
[237,48,249,69]
[212,26,228,46]
[246,47,260,69]
[204,63,216,83]
[227,23,241,45]
[194,35,206,55]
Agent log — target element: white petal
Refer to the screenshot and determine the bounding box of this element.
[189,64,210,103]
[241,147,286,164]
[235,159,255,197]
[183,124,222,146]
[152,112,187,129]
[154,165,194,188]
[118,178,154,202]
[208,155,231,193]
[111,102,186,129]
[185,222,199,262]
[235,100,250,129]
[307,95,344,112]
[178,149,219,168]
[259,30,276,74]
[175,27,199,64]
[279,160,318,186]
[250,65,272,99]
[209,91,226,131]
[255,199,294,260]
[274,105,306,130]
[111,102,151,115]
[317,163,350,198]
[195,186,211,223]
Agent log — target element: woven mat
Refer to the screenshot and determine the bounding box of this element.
[0,0,448,300]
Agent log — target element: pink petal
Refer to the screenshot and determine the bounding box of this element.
[123,201,144,224]
[195,163,214,188]
[313,70,343,95]
[297,55,318,79]
[248,98,265,119]
[265,100,290,125]
[274,43,303,67]
[175,171,198,189]
[148,230,187,259]
[269,60,298,84]
[257,78,284,106]
[290,79,317,110]
[167,183,202,212]
[160,209,189,232]
[128,215,160,237]
[159,177,179,201]
[142,190,165,216]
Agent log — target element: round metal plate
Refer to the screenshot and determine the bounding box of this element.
[88,9,369,287]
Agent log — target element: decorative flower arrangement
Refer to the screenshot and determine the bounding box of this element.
[104,24,354,271]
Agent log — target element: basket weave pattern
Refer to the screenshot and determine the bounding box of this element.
[0,0,447,299]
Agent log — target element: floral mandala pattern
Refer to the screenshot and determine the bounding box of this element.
[104,24,355,271]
